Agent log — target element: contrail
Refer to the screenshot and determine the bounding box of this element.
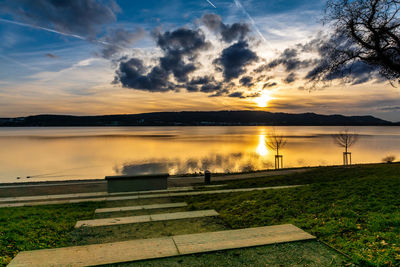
[0,54,39,70]
[206,0,217,8]
[233,0,268,45]
[0,18,86,40]
[0,18,116,47]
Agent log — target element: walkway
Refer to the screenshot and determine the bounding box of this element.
[9,225,315,267]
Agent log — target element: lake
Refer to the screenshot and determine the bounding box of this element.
[0,126,399,183]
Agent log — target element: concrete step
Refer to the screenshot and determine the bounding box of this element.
[75,209,219,228]
[8,224,315,267]
[95,202,188,213]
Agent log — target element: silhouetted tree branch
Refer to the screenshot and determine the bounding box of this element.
[265,130,287,156]
[309,0,400,83]
[332,129,359,153]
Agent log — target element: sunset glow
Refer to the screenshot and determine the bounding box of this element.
[0,0,398,122]
[254,91,274,108]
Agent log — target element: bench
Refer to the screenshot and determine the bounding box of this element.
[105,173,169,193]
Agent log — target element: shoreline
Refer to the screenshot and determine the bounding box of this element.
[1,162,397,198]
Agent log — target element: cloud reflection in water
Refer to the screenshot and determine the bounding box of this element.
[115,152,273,175]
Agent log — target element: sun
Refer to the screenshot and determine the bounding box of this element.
[254,91,274,108]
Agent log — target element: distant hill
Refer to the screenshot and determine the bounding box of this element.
[0,111,396,126]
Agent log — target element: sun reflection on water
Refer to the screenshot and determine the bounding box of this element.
[256,134,268,156]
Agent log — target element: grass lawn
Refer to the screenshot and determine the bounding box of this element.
[0,163,399,266]
[183,163,400,266]
[0,202,104,265]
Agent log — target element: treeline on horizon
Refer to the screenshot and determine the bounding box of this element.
[0,111,397,127]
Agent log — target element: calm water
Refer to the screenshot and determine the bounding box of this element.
[0,126,399,183]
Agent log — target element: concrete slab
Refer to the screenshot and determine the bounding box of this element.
[9,224,315,267]
[8,237,178,267]
[95,202,188,213]
[75,209,219,228]
[173,224,315,254]
[105,195,139,201]
[76,215,151,228]
[151,210,219,221]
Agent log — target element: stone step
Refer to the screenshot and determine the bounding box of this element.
[75,209,219,228]
[95,202,188,213]
[8,224,315,267]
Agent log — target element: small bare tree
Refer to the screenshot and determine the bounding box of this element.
[265,130,287,169]
[332,129,359,165]
[382,155,396,163]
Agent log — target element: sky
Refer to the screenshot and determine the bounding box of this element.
[0,0,399,121]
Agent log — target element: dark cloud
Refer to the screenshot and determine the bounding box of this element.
[228,92,246,98]
[263,82,277,88]
[156,28,210,82]
[202,13,250,43]
[101,28,145,59]
[298,35,385,85]
[45,53,57,58]
[213,41,258,81]
[0,0,118,38]
[306,60,382,85]
[284,72,296,84]
[113,16,258,98]
[239,76,253,87]
[187,76,224,93]
[114,28,211,92]
[267,48,313,72]
[113,58,173,92]
[379,106,400,111]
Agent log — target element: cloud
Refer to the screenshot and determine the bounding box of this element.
[201,13,250,43]
[267,48,313,73]
[228,91,246,98]
[100,28,145,59]
[156,28,210,82]
[45,53,57,58]
[306,59,382,85]
[188,76,225,93]
[379,106,400,111]
[113,13,263,98]
[284,72,296,84]
[114,27,210,92]
[0,0,119,38]
[239,76,253,87]
[297,35,385,85]
[113,58,173,92]
[263,82,277,88]
[213,41,258,81]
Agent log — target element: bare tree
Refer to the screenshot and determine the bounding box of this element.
[309,0,400,83]
[332,129,359,165]
[332,129,359,152]
[265,130,287,169]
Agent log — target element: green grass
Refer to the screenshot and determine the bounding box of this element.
[218,163,400,189]
[183,164,400,266]
[104,240,348,267]
[1,163,399,266]
[0,202,104,265]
